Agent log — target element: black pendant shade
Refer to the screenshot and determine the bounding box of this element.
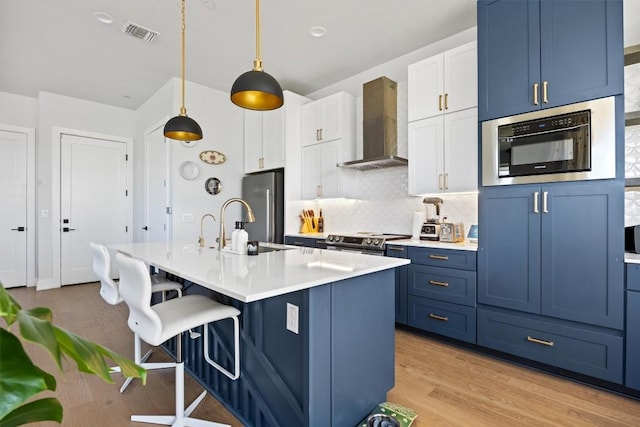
[231,69,284,111]
[164,114,203,141]
[230,0,284,111]
[164,0,203,141]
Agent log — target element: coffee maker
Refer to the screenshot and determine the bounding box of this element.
[420,197,444,241]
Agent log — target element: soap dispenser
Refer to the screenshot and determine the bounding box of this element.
[232,221,248,254]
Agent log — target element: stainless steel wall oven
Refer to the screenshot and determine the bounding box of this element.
[482,96,616,186]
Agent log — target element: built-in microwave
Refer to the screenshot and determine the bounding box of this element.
[482,96,616,186]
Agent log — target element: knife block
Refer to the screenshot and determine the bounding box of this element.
[300,217,319,234]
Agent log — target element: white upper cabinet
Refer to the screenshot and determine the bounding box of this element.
[408,108,478,195]
[244,108,284,174]
[408,41,477,122]
[301,91,355,147]
[299,91,355,199]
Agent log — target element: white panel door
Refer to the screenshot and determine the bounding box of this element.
[0,130,27,288]
[444,108,478,193]
[408,117,443,195]
[60,134,127,285]
[145,126,170,244]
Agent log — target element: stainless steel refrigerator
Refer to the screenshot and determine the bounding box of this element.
[241,169,284,243]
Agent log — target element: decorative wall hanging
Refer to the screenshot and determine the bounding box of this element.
[199,150,226,164]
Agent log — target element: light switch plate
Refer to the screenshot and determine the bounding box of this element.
[286,303,299,334]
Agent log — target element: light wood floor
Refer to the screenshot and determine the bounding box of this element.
[7,284,640,427]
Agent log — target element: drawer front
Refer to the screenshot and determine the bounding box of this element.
[409,247,476,271]
[626,263,640,291]
[408,264,476,307]
[477,307,623,384]
[408,296,476,344]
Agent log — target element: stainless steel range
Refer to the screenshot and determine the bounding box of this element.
[325,232,411,256]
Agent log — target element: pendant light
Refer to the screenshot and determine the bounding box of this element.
[164,0,202,141]
[230,0,284,110]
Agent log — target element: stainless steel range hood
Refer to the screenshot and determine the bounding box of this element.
[338,77,407,171]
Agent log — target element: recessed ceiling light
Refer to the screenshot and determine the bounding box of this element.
[93,11,114,24]
[309,26,327,38]
[122,95,131,99]
[202,0,216,9]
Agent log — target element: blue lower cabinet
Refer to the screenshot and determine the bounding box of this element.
[408,296,476,344]
[408,264,476,307]
[284,236,317,248]
[477,307,623,384]
[387,245,409,325]
[626,291,640,390]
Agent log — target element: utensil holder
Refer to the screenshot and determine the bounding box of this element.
[300,217,319,233]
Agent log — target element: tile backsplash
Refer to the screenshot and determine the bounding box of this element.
[286,79,478,235]
[624,63,640,226]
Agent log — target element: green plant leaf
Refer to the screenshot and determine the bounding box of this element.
[0,283,21,326]
[0,397,63,427]
[0,329,57,420]
[53,326,146,384]
[16,308,62,369]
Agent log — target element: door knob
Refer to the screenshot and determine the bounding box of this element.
[142,226,149,230]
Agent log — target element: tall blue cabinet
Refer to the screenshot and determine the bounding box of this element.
[477,0,623,121]
[476,0,625,384]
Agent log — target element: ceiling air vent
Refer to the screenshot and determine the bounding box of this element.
[121,21,159,43]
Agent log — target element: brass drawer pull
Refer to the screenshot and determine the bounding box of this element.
[438,94,443,111]
[429,280,449,287]
[429,313,448,321]
[533,82,539,105]
[387,246,405,252]
[527,336,554,347]
[429,254,448,260]
[543,81,549,103]
[444,93,449,110]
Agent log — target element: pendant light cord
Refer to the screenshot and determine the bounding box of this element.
[253,0,263,71]
[180,0,187,115]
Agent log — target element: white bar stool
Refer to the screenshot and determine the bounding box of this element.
[90,242,186,392]
[116,252,240,427]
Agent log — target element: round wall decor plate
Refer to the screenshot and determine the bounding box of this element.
[205,177,222,195]
[179,161,200,180]
[199,150,226,164]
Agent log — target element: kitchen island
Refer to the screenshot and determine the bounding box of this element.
[111,241,410,427]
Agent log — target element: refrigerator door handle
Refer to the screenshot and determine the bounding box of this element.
[265,189,271,242]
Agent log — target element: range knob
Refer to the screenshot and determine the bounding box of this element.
[327,235,334,242]
[373,239,380,245]
[365,238,372,245]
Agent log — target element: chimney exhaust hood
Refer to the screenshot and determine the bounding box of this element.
[338,77,407,171]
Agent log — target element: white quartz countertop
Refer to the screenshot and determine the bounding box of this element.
[110,241,410,303]
[625,252,640,264]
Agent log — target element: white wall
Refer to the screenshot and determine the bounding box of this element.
[167,79,245,247]
[0,92,38,128]
[36,92,136,286]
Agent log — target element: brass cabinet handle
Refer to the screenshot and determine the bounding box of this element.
[543,81,549,104]
[533,191,540,214]
[527,336,554,347]
[429,254,449,260]
[543,191,548,213]
[438,173,443,190]
[438,94,443,111]
[387,246,405,252]
[444,173,449,190]
[444,93,448,110]
[316,129,320,141]
[316,185,322,198]
[319,128,323,141]
[429,313,449,321]
[429,280,449,287]
[533,82,539,105]
[259,157,264,169]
